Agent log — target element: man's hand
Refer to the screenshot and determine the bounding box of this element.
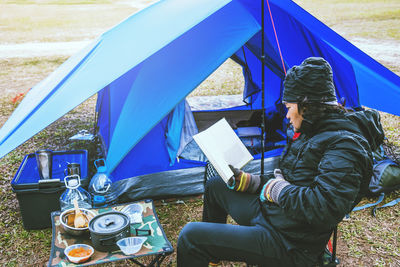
[228,165,260,193]
[260,169,290,204]
[273,168,285,180]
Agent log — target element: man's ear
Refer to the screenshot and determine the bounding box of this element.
[297,103,306,115]
[300,106,306,116]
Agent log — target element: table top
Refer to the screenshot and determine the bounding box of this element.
[48,199,173,267]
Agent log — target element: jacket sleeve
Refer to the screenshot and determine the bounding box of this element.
[277,136,371,226]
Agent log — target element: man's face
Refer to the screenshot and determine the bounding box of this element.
[285,102,303,132]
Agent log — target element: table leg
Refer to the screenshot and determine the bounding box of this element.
[129,252,172,267]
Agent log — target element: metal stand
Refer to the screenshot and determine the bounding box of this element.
[129,251,172,267]
[260,0,266,175]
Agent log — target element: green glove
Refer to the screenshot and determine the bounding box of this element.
[228,165,261,193]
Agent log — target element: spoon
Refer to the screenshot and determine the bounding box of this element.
[73,199,86,228]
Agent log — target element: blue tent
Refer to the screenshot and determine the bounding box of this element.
[1,0,399,200]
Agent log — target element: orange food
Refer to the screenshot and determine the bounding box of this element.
[68,247,91,258]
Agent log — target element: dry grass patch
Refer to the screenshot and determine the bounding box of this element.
[0,2,142,43]
[0,56,68,99]
[293,0,400,40]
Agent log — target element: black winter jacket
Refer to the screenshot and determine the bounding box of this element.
[261,109,384,265]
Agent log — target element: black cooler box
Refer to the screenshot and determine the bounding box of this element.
[11,150,89,230]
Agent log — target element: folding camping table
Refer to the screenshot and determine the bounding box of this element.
[47,199,173,267]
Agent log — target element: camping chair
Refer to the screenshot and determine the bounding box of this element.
[204,161,219,186]
[317,225,340,267]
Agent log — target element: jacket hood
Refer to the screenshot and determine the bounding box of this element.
[300,109,385,151]
[345,109,385,151]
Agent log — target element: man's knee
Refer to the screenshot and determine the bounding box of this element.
[179,222,201,243]
[178,222,212,266]
[178,222,206,256]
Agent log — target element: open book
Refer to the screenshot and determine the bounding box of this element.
[193,118,254,184]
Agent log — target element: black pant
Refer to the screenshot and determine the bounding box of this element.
[177,176,295,267]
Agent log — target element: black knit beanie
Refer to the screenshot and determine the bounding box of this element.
[282,57,337,104]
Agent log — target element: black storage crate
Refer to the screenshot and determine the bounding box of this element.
[11,150,89,230]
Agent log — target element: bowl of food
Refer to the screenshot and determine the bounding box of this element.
[64,244,94,264]
[60,208,96,236]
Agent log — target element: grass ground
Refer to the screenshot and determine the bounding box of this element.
[0,0,399,266]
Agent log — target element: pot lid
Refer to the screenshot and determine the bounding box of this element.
[89,211,129,234]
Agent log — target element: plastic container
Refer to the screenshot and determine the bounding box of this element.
[59,175,92,211]
[11,150,88,230]
[88,159,113,208]
[117,237,147,255]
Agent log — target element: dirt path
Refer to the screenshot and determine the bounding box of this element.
[1,36,398,73]
[0,41,91,59]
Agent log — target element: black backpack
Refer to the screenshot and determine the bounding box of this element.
[369,159,400,195]
[353,142,400,216]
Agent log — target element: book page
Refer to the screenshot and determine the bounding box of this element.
[193,118,254,183]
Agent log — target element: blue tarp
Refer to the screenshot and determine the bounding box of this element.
[0,0,399,183]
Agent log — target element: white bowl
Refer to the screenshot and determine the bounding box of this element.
[64,244,94,264]
[117,236,147,255]
[121,203,144,224]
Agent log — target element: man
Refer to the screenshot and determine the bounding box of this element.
[177,57,384,266]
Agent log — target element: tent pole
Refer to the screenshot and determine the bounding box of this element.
[260,0,265,175]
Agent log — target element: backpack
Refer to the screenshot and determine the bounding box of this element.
[369,159,400,195]
[352,141,400,216]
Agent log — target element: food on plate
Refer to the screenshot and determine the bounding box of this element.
[68,247,91,257]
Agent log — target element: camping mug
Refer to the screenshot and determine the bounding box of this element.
[35,149,53,180]
[64,163,81,177]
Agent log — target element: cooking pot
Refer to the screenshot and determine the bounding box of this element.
[88,211,130,252]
